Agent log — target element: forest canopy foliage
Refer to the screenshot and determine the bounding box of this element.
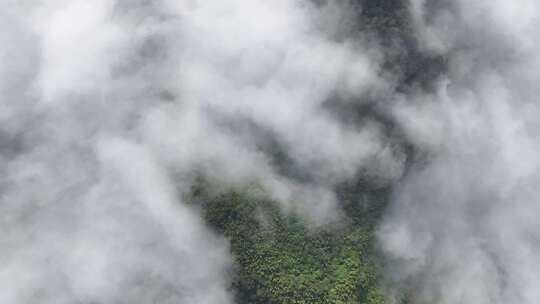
[187,178,393,304]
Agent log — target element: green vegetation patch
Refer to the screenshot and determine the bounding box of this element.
[188,180,390,304]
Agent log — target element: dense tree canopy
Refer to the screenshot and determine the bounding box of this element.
[188,179,392,304]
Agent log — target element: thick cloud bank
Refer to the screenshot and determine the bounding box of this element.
[3,0,538,303]
[380,1,540,303]
[1,2,234,303]
[0,1,396,303]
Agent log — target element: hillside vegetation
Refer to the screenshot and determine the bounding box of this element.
[188,179,393,304]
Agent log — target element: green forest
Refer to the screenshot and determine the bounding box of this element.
[187,177,397,304]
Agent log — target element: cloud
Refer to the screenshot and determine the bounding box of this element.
[0,0,398,302]
[379,1,540,303]
[8,1,540,303]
